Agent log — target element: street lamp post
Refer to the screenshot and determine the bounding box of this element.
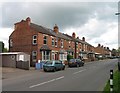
[115,12,120,71]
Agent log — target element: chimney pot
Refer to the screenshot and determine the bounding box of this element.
[82,37,85,41]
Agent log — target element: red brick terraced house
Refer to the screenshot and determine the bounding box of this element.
[9,17,95,66]
[64,33,95,62]
[94,44,112,59]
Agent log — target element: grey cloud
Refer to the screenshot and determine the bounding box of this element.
[2,2,117,31]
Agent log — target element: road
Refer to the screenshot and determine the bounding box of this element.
[2,59,118,91]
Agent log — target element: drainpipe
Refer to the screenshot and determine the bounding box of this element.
[75,41,77,59]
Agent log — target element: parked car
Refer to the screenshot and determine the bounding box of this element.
[68,59,84,67]
[43,60,65,72]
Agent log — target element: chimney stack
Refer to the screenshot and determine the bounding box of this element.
[101,45,103,48]
[26,17,31,25]
[72,32,76,38]
[98,44,101,47]
[53,24,59,34]
[82,37,85,41]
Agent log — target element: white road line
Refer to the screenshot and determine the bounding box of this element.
[29,76,64,88]
[73,69,86,74]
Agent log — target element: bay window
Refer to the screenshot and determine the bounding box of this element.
[42,51,50,60]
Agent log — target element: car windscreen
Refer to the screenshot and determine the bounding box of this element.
[45,61,53,65]
[70,59,76,62]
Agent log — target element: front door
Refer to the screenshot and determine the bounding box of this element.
[55,53,58,60]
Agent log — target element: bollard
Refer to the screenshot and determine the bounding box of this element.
[110,70,113,92]
[118,61,120,71]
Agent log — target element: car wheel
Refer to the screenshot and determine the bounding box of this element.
[44,69,47,72]
[62,66,65,70]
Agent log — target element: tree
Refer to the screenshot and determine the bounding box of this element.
[3,48,8,52]
[67,54,73,62]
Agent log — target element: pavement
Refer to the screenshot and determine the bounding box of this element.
[2,59,118,91]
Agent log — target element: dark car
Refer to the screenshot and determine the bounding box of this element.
[43,60,65,72]
[68,59,84,67]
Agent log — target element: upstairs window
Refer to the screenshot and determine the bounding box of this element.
[55,38,58,47]
[10,39,13,47]
[43,36,47,45]
[52,38,54,46]
[33,35,37,45]
[61,39,63,48]
[32,51,37,61]
[76,42,78,48]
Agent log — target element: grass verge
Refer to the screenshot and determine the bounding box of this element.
[103,70,120,92]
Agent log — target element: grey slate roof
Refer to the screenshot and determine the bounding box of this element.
[30,23,54,36]
[30,23,92,46]
[30,23,72,41]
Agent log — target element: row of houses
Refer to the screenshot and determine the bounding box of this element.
[9,17,112,66]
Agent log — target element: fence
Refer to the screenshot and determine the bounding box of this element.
[16,61,30,70]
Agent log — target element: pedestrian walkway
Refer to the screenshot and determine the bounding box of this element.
[2,67,43,80]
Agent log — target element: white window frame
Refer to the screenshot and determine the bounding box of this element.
[61,39,63,48]
[10,39,13,47]
[32,51,37,61]
[43,35,47,45]
[52,38,54,46]
[59,54,64,61]
[86,45,87,52]
[84,44,86,51]
[32,35,37,45]
[55,38,58,47]
[52,53,55,60]
[42,51,50,61]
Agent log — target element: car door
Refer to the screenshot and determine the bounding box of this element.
[54,61,59,70]
[76,59,80,65]
[59,60,63,69]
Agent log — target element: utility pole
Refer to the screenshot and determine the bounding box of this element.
[75,41,77,59]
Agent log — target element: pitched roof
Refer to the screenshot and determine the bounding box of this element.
[30,23,72,41]
[30,23,93,46]
[30,23,54,36]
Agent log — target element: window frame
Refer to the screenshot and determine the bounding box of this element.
[52,38,54,46]
[32,51,37,61]
[61,39,64,48]
[42,51,50,61]
[32,35,37,45]
[10,39,13,47]
[43,35,47,45]
[55,38,58,47]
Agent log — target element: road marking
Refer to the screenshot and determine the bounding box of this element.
[73,69,86,74]
[29,76,64,88]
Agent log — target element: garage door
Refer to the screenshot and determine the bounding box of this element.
[2,55,16,68]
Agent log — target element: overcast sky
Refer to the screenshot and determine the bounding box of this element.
[0,1,119,50]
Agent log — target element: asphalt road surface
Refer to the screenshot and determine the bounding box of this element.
[2,59,118,91]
